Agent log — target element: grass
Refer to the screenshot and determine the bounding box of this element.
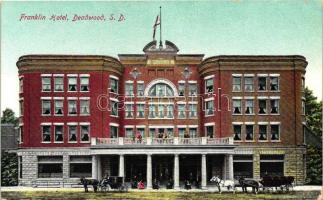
[1,190,320,200]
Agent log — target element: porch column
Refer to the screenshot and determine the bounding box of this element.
[201,154,207,189]
[174,154,180,189]
[146,154,152,189]
[92,155,98,179]
[228,154,234,180]
[119,154,124,177]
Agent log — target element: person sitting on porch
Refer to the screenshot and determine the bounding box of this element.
[137,180,145,189]
[157,132,163,143]
[184,179,191,190]
[162,132,168,144]
[135,132,142,143]
[152,178,160,189]
[131,176,138,189]
[166,178,174,189]
[184,131,190,144]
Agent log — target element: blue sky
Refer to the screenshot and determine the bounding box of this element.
[1,0,322,114]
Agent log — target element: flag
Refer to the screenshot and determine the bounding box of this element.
[153,15,160,40]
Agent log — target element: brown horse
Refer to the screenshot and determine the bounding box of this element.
[80,177,100,192]
[239,178,260,194]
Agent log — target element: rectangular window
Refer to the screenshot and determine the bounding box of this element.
[19,100,24,116]
[302,100,306,115]
[54,100,63,116]
[137,128,145,137]
[205,78,214,93]
[233,99,242,114]
[148,105,156,118]
[270,99,279,114]
[81,125,90,142]
[110,78,118,93]
[233,125,241,141]
[125,128,134,138]
[110,126,118,138]
[158,105,164,118]
[178,128,186,138]
[54,77,64,92]
[137,83,144,96]
[38,156,63,178]
[19,78,23,93]
[80,100,90,115]
[110,100,118,116]
[245,125,254,141]
[149,128,156,137]
[68,77,77,92]
[166,105,174,118]
[189,104,197,118]
[166,128,174,137]
[244,77,253,91]
[42,77,51,92]
[258,99,267,114]
[178,82,185,96]
[68,100,77,115]
[136,104,145,118]
[301,77,305,90]
[80,77,89,92]
[189,83,197,96]
[206,126,214,138]
[269,77,279,91]
[54,125,63,142]
[205,100,214,116]
[189,128,197,138]
[19,126,24,143]
[258,77,267,91]
[69,156,92,178]
[125,82,134,96]
[68,125,77,142]
[233,77,241,91]
[245,99,254,114]
[259,125,267,141]
[260,155,284,177]
[42,125,51,142]
[125,104,134,118]
[178,104,186,119]
[42,100,51,115]
[270,125,280,141]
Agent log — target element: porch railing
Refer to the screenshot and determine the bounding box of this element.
[92,137,233,146]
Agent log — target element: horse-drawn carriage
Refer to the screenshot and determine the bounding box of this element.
[260,176,294,191]
[99,176,128,192]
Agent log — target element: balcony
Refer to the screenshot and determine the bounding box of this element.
[91,137,233,146]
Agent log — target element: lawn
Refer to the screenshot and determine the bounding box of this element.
[1,190,320,200]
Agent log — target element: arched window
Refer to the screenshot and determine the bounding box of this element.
[148,83,174,97]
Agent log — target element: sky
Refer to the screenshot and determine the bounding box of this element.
[1,0,322,114]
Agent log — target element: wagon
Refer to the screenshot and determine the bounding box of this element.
[260,176,294,192]
[99,176,128,192]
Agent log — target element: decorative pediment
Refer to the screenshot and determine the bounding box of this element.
[143,40,179,54]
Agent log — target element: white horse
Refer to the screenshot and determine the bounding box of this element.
[210,176,236,193]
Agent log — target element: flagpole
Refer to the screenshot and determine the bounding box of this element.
[159,6,162,48]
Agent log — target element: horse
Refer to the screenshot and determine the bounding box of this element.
[80,177,100,193]
[210,176,236,193]
[239,178,261,194]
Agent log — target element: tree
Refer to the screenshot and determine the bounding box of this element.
[304,87,322,185]
[1,152,18,186]
[1,108,18,125]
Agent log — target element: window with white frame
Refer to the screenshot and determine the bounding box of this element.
[110,100,118,116]
[189,83,197,96]
[244,77,254,91]
[270,99,279,114]
[258,77,267,91]
[259,125,267,141]
[148,105,156,118]
[42,100,51,115]
[149,128,156,137]
[166,104,174,118]
[80,100,90,115]
[125,82,134,96]
[81,125,90,142]
[178,82,185,96]
[206,125,214,138]
[54,125,64,142]
[68,125,77,142]
[258,99,267,114]
[42,77,51,92]
[233,124,241,141]
[302,100,305,115]
[137,128,145,137]
[109,78,118,93]
[19,78,23,93]
[125,104,134,118]
[158,105,165,118]
[167,128,174,137]
[42,125,51,142]
[178,128,186,137]
[177,104,186,119]
[110,126,118,138]
[232,77,241,91]
[189,127,197,138]
[270,124,280,141]
[137,83,145,96]
[148,83,174,97]
[19,126,23,143]
[54,77,64,92]
[54,100,63,116]
[80,77,89,92]
[136,104,145,118]
[233,99,242,114]
[205,78,214,93]
[245,99,254,114]
[68,100,77,115]
[68,77,77,91]
[269,76,279,91]
[245,125,254,141]
[189,104,197,118]
[301,77,305,90]
[205,100,214,116]
[125,128,134,138]
[19,100,24,116]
